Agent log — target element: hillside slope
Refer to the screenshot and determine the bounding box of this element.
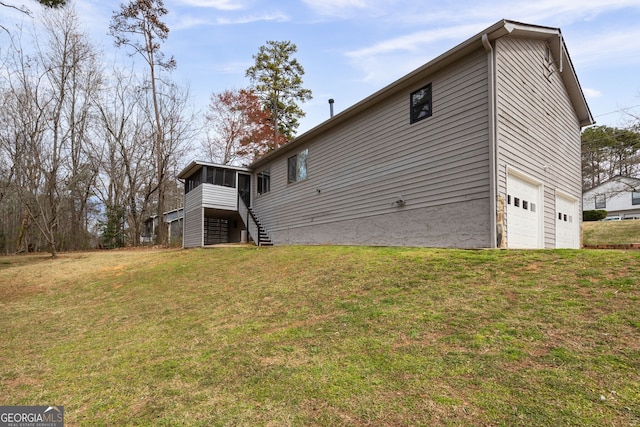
[583,219,640,246]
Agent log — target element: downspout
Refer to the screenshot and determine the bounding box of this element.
[482,34,498,248]
[181,180,186,249]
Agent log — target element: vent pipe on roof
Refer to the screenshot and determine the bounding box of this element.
[328,98,334,118]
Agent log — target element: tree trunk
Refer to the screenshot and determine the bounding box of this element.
[15,209,30,254]
[149,44,166,246]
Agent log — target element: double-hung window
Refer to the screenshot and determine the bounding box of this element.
[288,149,308,183]
[410,83,432,124]
[632,192,640,206]
[595,194,606,209]
[257,168,271,195]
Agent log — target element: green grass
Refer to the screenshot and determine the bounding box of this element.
[1,246,639,426]
[583,219,640,245]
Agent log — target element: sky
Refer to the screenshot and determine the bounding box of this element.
[3,0,640,138]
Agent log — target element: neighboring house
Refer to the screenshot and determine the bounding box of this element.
[141,208,184,245]
[178,19,593,249]
[583,177,640,220]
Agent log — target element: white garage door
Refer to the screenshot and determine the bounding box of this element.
[556,194,579,249]
[507,173,542,248]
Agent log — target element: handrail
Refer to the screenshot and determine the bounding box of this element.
[247,209,264,246]
[237,194,262,245]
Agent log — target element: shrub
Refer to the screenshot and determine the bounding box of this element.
[583,210,607,221]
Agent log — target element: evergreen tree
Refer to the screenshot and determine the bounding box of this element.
[582,125,640,189]
[246,40,312,143]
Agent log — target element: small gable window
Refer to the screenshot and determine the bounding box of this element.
[595,194,606,209]
[632,192,640,206]
[410,83,432,124]
[288,149,308,183]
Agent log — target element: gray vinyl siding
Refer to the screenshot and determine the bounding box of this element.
[183,208,203,248]
[182,184,238,248]
[494,37,582,248]
[252,49,492,247]
[183,187,203,248]
[200,184,237,210]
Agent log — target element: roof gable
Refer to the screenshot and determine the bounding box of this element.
[583,176,640,195]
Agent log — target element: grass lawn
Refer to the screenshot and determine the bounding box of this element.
[1,246,639,426]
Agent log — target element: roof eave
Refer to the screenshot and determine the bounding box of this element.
[177,160,251,180]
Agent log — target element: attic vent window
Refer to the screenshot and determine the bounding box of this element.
[410,83,432,124]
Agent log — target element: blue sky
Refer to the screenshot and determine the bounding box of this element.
[5,0,640,136]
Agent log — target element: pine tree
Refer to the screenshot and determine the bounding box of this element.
[246,41,312,143]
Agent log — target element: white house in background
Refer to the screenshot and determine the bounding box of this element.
[178,19,594,249]
[583,177,640,219]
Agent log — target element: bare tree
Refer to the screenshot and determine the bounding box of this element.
[0,30,51,254]
[0,6,102,257]
[93,67,193,247]
[1,27,52,253]
[94,66,156,246]
[1,0,67,34]
[110,0,176,246]
[38,8,102,250]
[155,80,196,209]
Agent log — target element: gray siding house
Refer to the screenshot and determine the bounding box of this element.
[179,19,593,249]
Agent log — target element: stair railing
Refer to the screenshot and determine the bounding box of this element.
[237,194,263,246]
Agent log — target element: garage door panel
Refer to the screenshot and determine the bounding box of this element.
[507,174,541,249]
[556,195,579,248]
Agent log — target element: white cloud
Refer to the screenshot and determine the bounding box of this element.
[170,9,288,29]
[318,0,640,27]
[341,0,640,85]
[212,61,252,74]
[302,0,401,18]
[176,0,245,10]
[302,0,366,15]
[568,27,640,66]
[171,15,213,30]
[345,24,483,59]
[216,12,289,25]
[439,0,640,25]
[342,23,488,85]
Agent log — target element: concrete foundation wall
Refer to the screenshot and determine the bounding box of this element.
[269,198,491,248]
